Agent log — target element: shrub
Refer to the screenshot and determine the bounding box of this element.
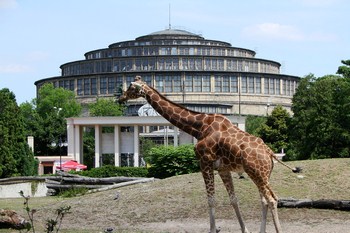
[147,144,199,179]
[73,165,148,178]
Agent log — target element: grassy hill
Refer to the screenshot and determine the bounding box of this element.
[1,158,349,233]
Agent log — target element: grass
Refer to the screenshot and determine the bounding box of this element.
[0,158,349,233]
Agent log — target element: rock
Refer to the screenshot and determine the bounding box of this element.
[0,209,29,229]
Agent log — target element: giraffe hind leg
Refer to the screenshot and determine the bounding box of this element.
[259,193,268,233]
[259,185,282,233]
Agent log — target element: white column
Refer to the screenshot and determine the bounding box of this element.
[133,125,139,167]
[173,127,178,146]
[95,125,101,167]
[114,125,120,167]
[74,125,81,163]
[66,118,75,158]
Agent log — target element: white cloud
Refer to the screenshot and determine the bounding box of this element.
[0,64,31,73]
[242,23,337,42]
[0,0,18,9]
[295,0,341,7]
[242,23,304,41]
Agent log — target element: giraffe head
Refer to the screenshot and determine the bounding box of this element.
[118,76,146,104]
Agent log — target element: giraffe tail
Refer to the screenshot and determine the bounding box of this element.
[271,153,302,173]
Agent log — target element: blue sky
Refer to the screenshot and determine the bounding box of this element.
[1,0,349,104]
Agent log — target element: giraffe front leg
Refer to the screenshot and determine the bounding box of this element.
[200,164,219,233]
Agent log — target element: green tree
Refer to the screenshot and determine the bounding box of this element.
[0,88,36,178]
[336,59,350,78]
[257,105,290,153]
[88,98,125,116]
[245,115,266,137]
[290,74,350,159]
[21,83,82,156]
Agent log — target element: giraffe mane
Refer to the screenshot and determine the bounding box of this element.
[148,85,202,115]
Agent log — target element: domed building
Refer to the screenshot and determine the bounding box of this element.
[35,29,299,116]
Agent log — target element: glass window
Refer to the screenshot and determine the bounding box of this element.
[195,58,202,70]
[269,78,275,94]
[158,58,165,70]
[91,78,97,95]
[143,75,152,86]
[77,79,83,96]
[155,76,164,92]
[165,76,172,92]
[230,76,238,93]
[286,80,291,96]
[205,58,211,70]
[194,76,202,92]
[212,59,217,70]
[135,59,141,70]
[113,60,119,72]
[222,76,229,92]
[189,59,195,70]
[59,80,64,88]
[148,58,155,70]
[182,58,188,70]
[185,76,193,92]
[84,79,90,95]
[165,58,172,70]
[173,58,179,70]
[264,78,269,94]
[215,76,222,92]
[108,77,116,94]
[276,79,280,95]
[100,77,107,94]
[241,76,247,93]
[218,59,224,70]
[255,77,261,94]
[173,76,181,92]
[248,77,255,93]
[171,47,177,55]
[203,75,211,92]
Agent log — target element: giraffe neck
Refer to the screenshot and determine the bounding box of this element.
[142,85,205,139]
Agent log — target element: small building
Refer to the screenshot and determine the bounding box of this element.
[65,115,245,168]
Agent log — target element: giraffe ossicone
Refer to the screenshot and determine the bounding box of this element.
[118,76,301,233]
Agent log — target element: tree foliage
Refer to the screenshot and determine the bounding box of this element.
[0,88,37,178]
[245,115,266,137]
[257,105,291,153]
[336,59,350,78]
[289,74,350,159]
[88,98,125,116]
[146,144,199,179]
[21,83,82,156]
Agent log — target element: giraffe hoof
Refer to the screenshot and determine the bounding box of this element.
[208,227,221,233]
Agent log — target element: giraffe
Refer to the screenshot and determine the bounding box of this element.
[118,76,301,233]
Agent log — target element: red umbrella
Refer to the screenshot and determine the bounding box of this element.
[57,160,87,171]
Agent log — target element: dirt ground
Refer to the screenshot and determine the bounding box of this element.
[126,218,350,233]
[3,159,349,233]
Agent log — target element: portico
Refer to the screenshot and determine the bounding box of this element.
[66,115,245,168]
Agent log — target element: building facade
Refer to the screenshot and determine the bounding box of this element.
[35,29,299,116]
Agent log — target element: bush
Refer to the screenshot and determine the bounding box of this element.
[72,165,148,178]
[147,144,199,179]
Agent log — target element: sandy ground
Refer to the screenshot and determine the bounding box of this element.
[116,218,350,233]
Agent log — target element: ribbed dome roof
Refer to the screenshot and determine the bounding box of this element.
[148,29,199,36]
[136,28,204,40]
